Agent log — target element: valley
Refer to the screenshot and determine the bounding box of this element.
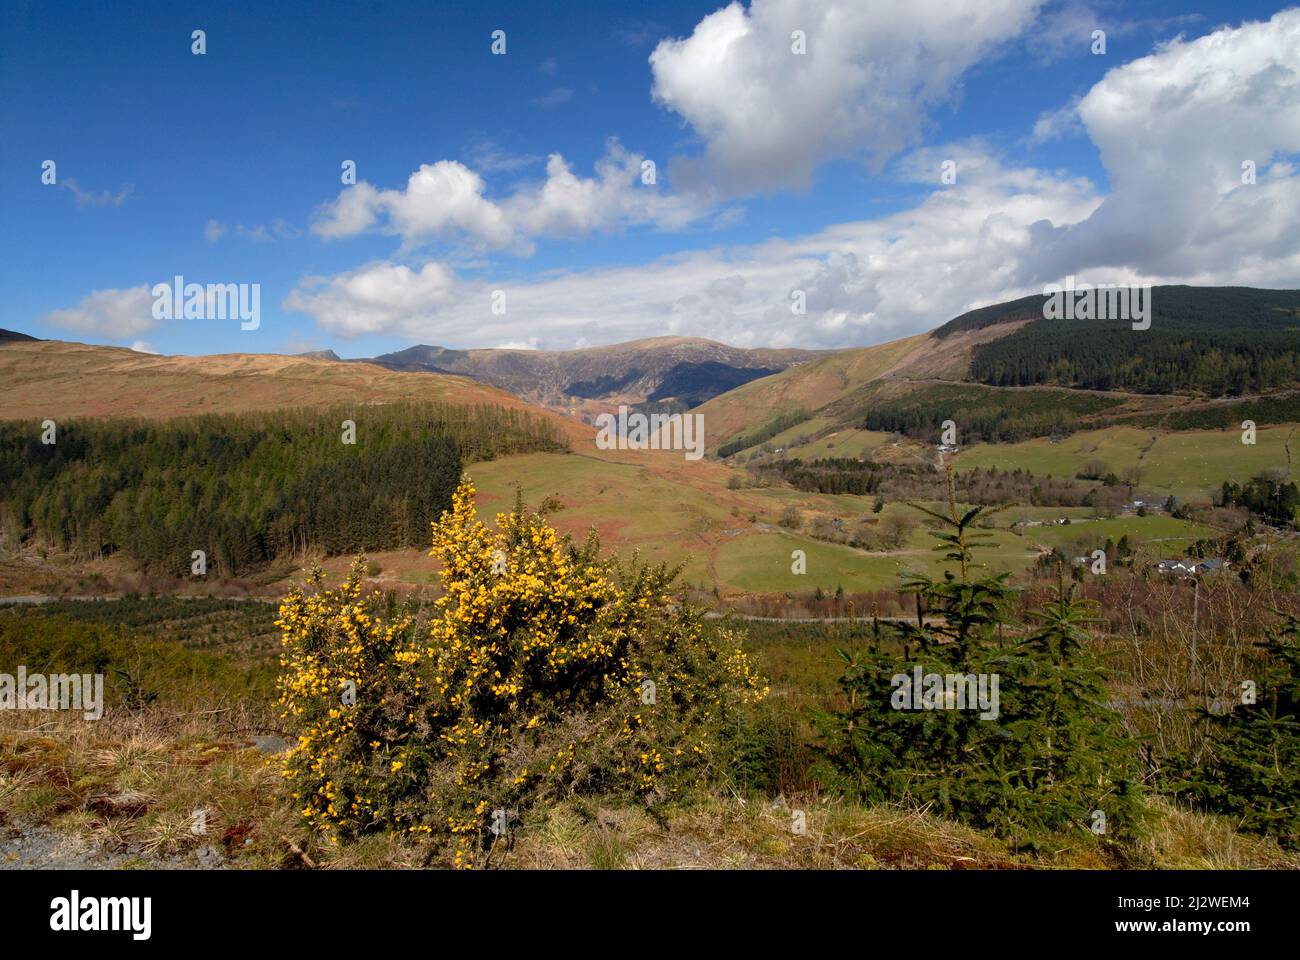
[3,284,1299,873]
[4,285,1297,604]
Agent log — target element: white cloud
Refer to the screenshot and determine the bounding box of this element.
[40,285,157,338]
[283,261,459,338]
[649,0,1044,192]
[313,162,514,250]
[1029,99,1085,144]
[1026,0,1104,63]
[239,224,274,244]
[313,181,383,239]
[1022,8,1300,284]
[288,76,1300,352]
[503,142,707,237]
[311,142,710,251]
[285,147,1105,348]
[204,219,226,243]
[130,340,159,354]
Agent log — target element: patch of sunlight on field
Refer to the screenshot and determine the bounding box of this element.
[759,416,836,450]
[955,424,1296,501]
[954,427,1154,478]
[998,505,1102,523]
[785,429,892,460]
[1139,427,1296,495]
[713,528,1037,593]
[1021,514,1216,548]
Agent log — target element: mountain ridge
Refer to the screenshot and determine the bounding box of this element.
[349,335,833,414]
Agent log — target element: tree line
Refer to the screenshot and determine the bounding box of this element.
[0,402,567,576]
[964,287,1300,396]
[851,384,1122,443]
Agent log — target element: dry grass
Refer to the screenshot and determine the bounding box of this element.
[4,710,1295,870]
[494,793,1300,870]
[0,708,297,869]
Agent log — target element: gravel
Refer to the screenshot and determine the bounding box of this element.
[0,823,226,870]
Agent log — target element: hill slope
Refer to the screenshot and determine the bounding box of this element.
[699,286,1300,454]
[0,338,591,444]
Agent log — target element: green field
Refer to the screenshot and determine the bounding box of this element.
[756,415,836,451]
[779,428,892,460]
[402,449,1232,596]
[709,510,1214,593]
[955,424,1296,501]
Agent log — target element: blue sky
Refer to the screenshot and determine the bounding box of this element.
[2,0,1298,357]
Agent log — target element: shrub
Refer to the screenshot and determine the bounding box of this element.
[1171,612,1300,849]
[276,480,767,867]
[819,469,1142,845]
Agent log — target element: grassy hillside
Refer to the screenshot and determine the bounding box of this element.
[0,338,571,429]
[694,333,930,449]
[955,424,1296,501]
[699,286,1300,461]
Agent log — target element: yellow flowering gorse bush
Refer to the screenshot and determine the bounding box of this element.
[277,479,766,866]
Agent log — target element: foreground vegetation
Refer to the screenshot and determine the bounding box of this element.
[3,473,1298,869]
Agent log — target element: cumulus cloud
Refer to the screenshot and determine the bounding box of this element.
[285,147,1105,348]
[204,219,226,243]
[311,141,710,251]
[1021,8,1300,285]
[649,0,1044,192]
[283,261,459,338]
[503,143,707,237]
[228,10,1300,353]
[39,285,157,338]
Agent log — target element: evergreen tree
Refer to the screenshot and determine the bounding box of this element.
[821,467,1142,842]
[1175,612,1300,849]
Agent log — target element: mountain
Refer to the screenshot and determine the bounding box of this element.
[354,336,829,414]
[0,328,39,343]
[698,285,1300,455]
[0,336,589,445]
